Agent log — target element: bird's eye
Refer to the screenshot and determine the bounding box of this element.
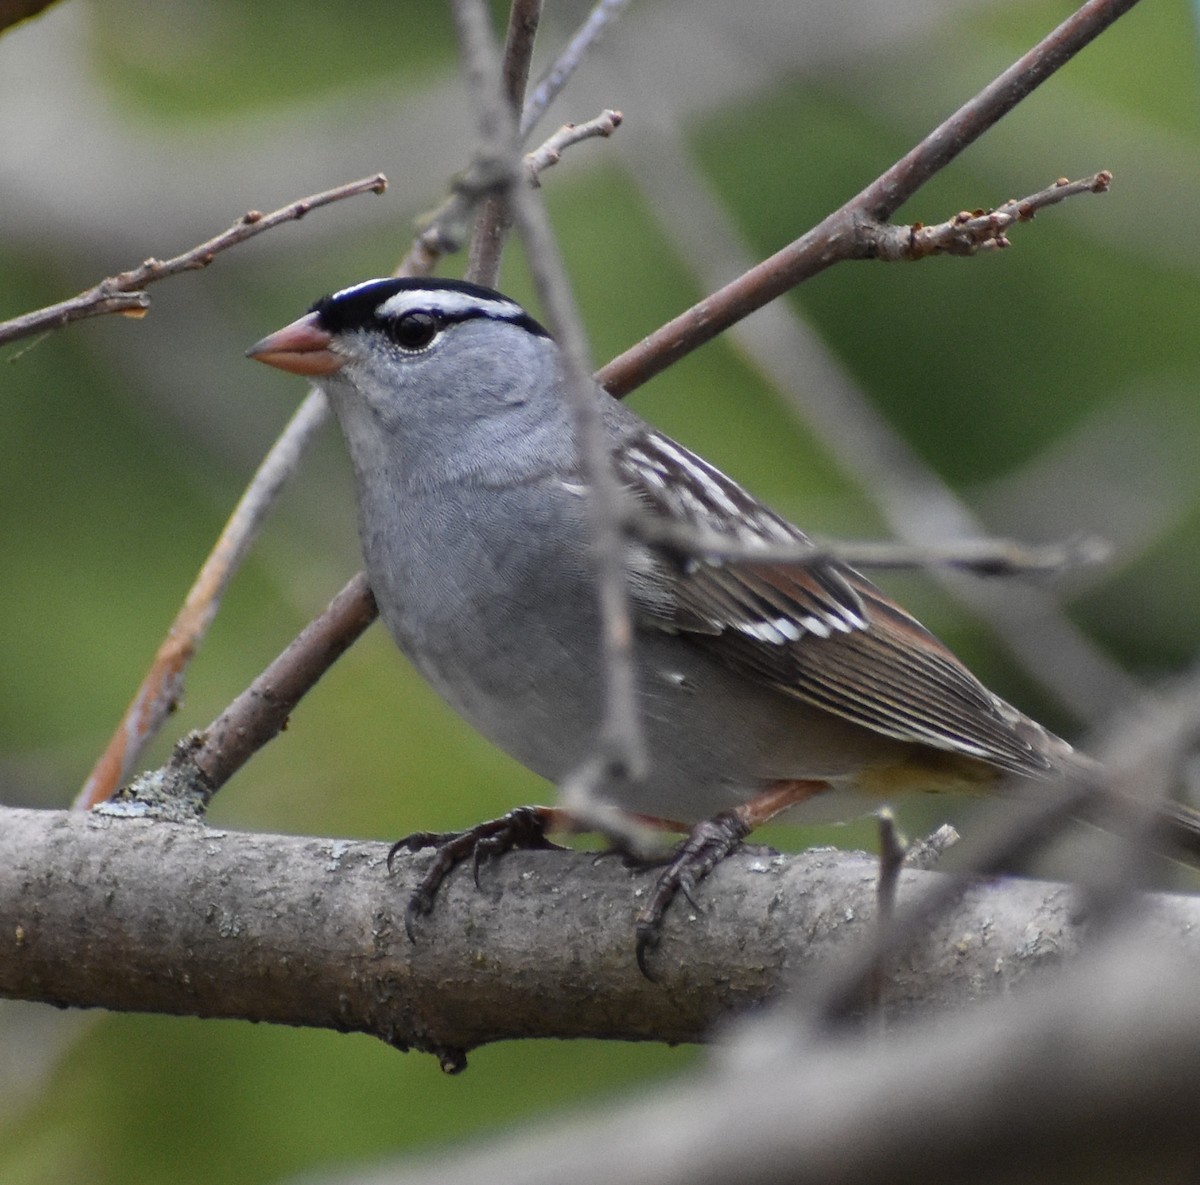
[389,310,441,351]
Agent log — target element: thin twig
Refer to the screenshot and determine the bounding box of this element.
[868,809,906,1015]
[0,175,387,349]
[452,0,649,820]
[526,110,623,186]
[876,811,906,927]
[73,390,332,809]
[396,106,623,280]
[629,512,1110,576]
[466,0,543,287]
[876,171,1114,260]
[520,0,633,140]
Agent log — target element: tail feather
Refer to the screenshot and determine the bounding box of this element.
[1156,799,1200,864]
[1037,748,1200,867]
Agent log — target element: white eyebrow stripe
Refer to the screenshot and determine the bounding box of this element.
[374,290,526,322]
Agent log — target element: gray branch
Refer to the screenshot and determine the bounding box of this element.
[3,803,1200,1070]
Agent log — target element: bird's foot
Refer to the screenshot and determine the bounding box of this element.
[388,805,566,940]
[634,810,751,979]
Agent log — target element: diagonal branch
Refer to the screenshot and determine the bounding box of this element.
[0,175,387,349]
[73,390,333,810]
[615,104,1134,720]
[595,0,1138,397]
[520,0,634,139]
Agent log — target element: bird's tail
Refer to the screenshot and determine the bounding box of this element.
[1155,799,1200,864]
[1044,746,1200,867]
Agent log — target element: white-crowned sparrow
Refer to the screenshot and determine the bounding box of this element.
[249,277,1200,968]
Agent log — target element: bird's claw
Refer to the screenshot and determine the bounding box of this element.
[633,810,750,979]
[388,806,564,940]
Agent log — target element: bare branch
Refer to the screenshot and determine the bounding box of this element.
[74,390,332,810]
[596,1,1138,398]
[6,803,1200,1064]
[594,168,1111,397]
[451,0,649,823]
[875,171,1114,260]
[629,513,1110,577]
[293,945,1200,1185]
[525,110,624,186]
[0,175,388,348]
[616,118,1133,720]
[520,0,634,139]
[189,572,378,797]
[466,0,543,287]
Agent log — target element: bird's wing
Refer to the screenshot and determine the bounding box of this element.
[614,429,1055,777]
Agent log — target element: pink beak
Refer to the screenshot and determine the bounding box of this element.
[246,312,343,376]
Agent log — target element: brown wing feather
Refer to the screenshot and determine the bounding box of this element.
[617,428,1059,777]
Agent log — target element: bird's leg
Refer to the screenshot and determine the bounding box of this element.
[390,805,569,940]
[589,811,692,868]
[635,778,831,977]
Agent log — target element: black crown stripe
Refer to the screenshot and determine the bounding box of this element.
[310,277,551,339]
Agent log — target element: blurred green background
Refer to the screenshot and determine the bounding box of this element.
[1,0,1198,1182]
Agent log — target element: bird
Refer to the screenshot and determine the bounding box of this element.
[248,276,1200,971]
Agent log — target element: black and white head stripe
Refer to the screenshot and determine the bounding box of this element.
[310,277,550,339]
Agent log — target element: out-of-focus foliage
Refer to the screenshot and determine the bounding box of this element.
[1,1,1198,1182]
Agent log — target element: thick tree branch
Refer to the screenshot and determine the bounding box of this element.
[4,803,1200,1071]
